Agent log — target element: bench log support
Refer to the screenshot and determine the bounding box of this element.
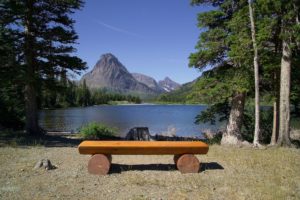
[175,154,200,174]
[88,154,111,175]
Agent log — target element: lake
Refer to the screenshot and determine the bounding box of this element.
[39,105,223,138]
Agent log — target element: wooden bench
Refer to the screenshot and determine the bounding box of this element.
[78,141,209,175]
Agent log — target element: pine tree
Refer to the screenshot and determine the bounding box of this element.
[257,0,300,146]
[190,0,253,145]
[0,0,86,135]
[190,0,299,146]
[277,0,300,146]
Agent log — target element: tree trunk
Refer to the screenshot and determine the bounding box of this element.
[248,0,260,146]
[221,92,245,145]
[25,84,39,135]
[277,39,292,146]
[270,100,279,145]
[270,71,280,145]
[24,0,40,135]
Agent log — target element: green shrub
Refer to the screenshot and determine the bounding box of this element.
[79,122,117,139]
[204,133,222,145]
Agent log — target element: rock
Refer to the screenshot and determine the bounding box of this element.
[34,159,55,170]
[125,127,151,141]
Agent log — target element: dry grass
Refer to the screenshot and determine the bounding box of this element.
[0,145,299,200]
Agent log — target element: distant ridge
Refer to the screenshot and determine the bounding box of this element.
[132,73,164,93]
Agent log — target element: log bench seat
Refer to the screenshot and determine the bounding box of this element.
[78,141,209,175]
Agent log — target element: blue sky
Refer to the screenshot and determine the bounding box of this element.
[73,0,212,84]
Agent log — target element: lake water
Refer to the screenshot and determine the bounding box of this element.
[39,105,223,138]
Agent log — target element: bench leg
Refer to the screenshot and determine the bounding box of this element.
[175,154,200,174]
[88,154,111,175]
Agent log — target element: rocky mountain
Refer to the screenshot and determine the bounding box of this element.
[158,77,181,92]
[81,53,181,96]
[132,73,164,93]
[157,77,202,103]
[81,53,156,95]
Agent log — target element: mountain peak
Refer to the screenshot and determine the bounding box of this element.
[81,53,157,96]
[80,53,181,96]
[158,77,181,92]
[92,53,128,73]
[100,53,116,59]
[164,77,172,81]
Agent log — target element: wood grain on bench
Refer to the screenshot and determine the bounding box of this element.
[78,141,209,155]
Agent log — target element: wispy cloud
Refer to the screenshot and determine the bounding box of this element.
[94,20,143,38]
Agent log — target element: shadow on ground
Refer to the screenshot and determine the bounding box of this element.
[0,131,123,147]
[109,162,224,174]
[110,163,176,173]
[0,132,82,147]
[200,162,224,172]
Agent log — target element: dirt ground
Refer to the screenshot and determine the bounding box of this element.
[0,145,299,200]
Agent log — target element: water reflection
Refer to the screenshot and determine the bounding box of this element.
[39,105,222,137]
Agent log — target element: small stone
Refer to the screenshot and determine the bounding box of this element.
[34,159,55,170]
[34,160,43,170]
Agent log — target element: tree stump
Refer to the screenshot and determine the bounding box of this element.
[125,127,151,141]
[176,154,200,174]
[88,154,111,175]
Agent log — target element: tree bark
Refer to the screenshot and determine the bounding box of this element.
[221,92,245,145]
[277,39,292,146]
[24,0,40,135]
[270,71,280,145]
[248,0,260,146]
[270,100,279,145]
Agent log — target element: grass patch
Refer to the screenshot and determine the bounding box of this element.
[79,122,118,140]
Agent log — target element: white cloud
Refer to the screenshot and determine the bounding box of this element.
[94,20,143,38]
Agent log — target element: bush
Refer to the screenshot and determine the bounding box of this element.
[79,122,117,139]
[202,131,223,145]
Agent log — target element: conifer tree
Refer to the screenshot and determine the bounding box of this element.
[190,0,253,145]
[0,0,86,135]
